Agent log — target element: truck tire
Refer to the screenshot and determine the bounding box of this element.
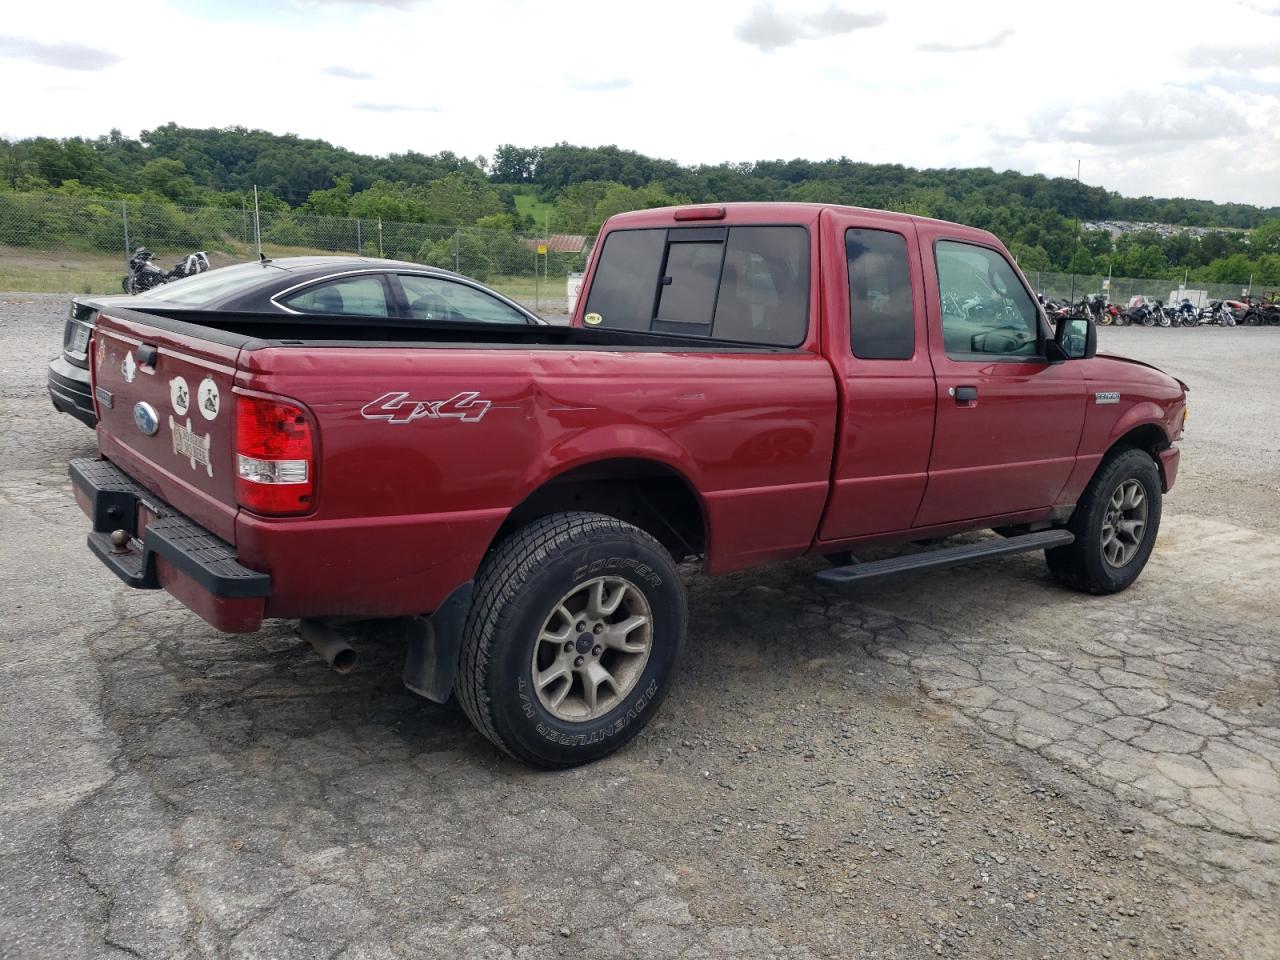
[455,511,686,768]
[1045,447,1162,594]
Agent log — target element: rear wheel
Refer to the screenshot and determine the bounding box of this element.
[455,512,686,768]
[1046,448,1162,594]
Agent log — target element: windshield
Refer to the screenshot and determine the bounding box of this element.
[132,261,286,307]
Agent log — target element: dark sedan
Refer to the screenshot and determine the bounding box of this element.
[49,256,545,427]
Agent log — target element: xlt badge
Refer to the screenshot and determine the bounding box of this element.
[1095,392,1120,404]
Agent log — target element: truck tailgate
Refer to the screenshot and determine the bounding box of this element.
[92,312,241,543]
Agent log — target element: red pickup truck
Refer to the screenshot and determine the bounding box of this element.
[72,203,1187,767]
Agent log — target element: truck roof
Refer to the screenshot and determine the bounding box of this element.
[604,202,998,244]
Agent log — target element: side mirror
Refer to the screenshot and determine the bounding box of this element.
[1050,314,1096,362]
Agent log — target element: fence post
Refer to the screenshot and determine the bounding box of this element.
[121,200,130,268]
[252,185,262,257]
[356,218,361,255]
[377,218,383,257]
[453,230,460,271]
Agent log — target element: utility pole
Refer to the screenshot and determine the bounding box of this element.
[1069,159,1082,305]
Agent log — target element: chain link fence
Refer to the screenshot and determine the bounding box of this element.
[0,192,1265,311]
[1024,271,1256,307]
[0,192,594,312]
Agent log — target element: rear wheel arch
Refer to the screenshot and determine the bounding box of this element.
[490,458,708,564]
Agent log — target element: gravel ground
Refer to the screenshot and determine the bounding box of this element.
[1,292,1277,960]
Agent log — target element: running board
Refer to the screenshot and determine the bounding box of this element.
[815,529,1075,586]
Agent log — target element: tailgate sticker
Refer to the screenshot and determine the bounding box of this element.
[170,377,190,416]
[170,416,214,477]
[197,378,221,420]
[122,350,137,383]
[361,391,491,424]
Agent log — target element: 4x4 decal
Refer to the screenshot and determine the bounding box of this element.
[360,391,491,424]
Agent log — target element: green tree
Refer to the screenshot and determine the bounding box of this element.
[1066,247,1097,275]
[300,176,354,217]
[137,158,197,202]
[590,183,685,233]
[1202,253,1256,284]
[1010,243,1051,272]
[421,172,502,225]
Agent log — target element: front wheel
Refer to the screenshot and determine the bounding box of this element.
[1046,448,1162,594]
[455,512,686,767]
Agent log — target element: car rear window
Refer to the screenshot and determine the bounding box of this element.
[583,226,810,346]
[131,261,286,307]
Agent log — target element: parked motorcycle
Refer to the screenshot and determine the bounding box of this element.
[1201,300,1236,326]
[122,247,210,294]
[1175,298,1199,327]
[1125,301,1158,327]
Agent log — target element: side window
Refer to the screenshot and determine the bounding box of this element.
[582,226,809,346]
[847,229,915,360]
[282,275,391,317]
[935,241,1040,358]
[400,275,529,324]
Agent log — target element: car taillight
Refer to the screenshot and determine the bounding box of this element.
[235,394,315,515]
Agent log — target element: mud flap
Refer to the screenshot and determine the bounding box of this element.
[402,581,474,703]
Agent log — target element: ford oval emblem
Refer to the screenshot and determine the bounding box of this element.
[133,401,160,436]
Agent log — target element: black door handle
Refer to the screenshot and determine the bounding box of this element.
[953,386,978,403]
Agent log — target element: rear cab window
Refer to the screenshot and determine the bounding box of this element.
[583,225,810,346]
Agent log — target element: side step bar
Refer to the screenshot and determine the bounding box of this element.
[815,529,1075,586]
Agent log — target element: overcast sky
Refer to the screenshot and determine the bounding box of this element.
[3,0,1278,206]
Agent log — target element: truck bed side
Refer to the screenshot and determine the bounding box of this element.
[88,307,838,622]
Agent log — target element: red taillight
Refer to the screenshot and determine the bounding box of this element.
[235,394,315,515]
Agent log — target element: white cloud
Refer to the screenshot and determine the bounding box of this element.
[0,0,1276,208]
[324,65,376,79]
[353,102,440,113]
[734,4,886,52]
[565,77,631,92]
[0,35,120,71]
[917,28,1014,53]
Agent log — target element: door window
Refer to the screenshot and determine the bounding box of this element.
[399,274,529,324]
[935,241,1040,358]
[282,275,391,317]
[847,229,915,360]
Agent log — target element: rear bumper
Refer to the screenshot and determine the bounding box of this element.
[1158,445,1180,493]
[70,457,270,633]
[48,356,96,428]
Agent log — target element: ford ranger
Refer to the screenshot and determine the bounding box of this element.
[70,202,1187,767]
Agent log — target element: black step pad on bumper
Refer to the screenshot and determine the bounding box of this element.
[71,458,269,599]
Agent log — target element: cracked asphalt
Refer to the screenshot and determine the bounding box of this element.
[1,292,1277,959]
